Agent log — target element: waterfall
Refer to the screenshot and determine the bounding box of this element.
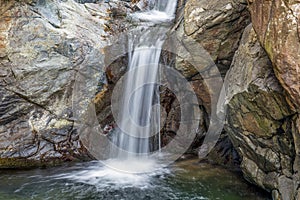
[110,1,177,159]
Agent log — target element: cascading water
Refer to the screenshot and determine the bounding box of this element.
[110,0,178,160]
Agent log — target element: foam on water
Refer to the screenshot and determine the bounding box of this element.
[72,2,178,187]
[58,159,170,189]
[131,10,175,23]
[130,0,177,23]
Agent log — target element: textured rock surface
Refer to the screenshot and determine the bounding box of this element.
[91,0,250,160]
[0,6,298,200]
[0,0,129,167]
[225,24,299,199]
[163,0,251,161]
[225,1,300,198]
[248,0,300,111]
[183,0,250,76]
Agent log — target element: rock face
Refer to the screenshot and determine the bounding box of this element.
[184,0,250,76]
[248,0,300,111]
[180,0,300,197]
[0,0,129,167]
[163,0,251,161]
[0,0,251,167]
[223,0,300,198]
[225,24,299,199]
[0,2,299,199]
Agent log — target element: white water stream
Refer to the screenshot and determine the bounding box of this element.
[110,0,178,162]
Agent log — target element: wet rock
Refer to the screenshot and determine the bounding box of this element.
[131,0,149,11]
[0,0,129,167]
[159,0,251,160]
[248,0,300,111]
[206,133,241,168]
[224,24,298,199]
[184,0,250,76]
[74,0,101,3]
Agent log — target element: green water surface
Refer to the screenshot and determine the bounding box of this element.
[0,159,270,200]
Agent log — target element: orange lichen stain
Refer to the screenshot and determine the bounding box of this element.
[106,68,114,81]
[0,0,17,55]
[103,16,111,21]
[0,13,12,54]
[103,23,111,32]
[93,85,108,104]
[131,0,140,3]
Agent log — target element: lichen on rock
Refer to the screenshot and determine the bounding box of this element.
[224,24,299,199]
[0,0,130,168]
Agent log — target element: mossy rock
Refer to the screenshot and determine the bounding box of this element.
[0,158,64,169]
